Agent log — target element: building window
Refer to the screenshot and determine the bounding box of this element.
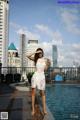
[0,43,2,45]
[0,17,3,20]
[0,11,3,13]
[7,1,8,3]
[0,20,3,23]
[16,52,18,57]
[0,15,3,17]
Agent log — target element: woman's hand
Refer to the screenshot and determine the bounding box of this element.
[46,58,51,67]
[26,50,42,61]
[44,58,51,71]
[35,50,42,54]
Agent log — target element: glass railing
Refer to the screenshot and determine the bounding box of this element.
[45,67,80,83]
[0,67,80,84]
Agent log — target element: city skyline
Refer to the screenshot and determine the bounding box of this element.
[9,0,80,67]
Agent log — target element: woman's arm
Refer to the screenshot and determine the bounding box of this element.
[26,52,35,61]
[26,51,42,61]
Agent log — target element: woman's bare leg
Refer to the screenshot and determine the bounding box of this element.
[40,90,47,114]
[32,88,36,115]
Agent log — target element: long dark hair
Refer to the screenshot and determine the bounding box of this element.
[34,48,44,66]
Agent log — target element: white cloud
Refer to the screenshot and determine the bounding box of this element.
[61,11,78,25]
[61,9,80,35]
[52,31,63,45]
[17,29,25,34]
[25,30,40,40]
[40,42,52,57]
[58,54,64,62]
[58,43,80,67]
[72,43,80,50]
[35,24,49,33]
[17,29,40,40]
[10,22,21,29]
[10,22,40,40]
[35,24,63,45]
[35,24,53,37]
[39,41,53,66]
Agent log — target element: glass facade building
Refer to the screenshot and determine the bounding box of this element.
[52,45,58,67]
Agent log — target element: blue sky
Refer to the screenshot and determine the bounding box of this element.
[9,0,80,67]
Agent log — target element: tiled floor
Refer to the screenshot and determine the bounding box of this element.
[0,83,45,120]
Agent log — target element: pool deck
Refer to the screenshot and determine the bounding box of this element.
[0,82,55,120]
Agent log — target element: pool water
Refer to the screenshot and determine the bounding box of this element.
[46,84,80,120]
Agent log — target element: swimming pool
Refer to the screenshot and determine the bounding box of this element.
[46,84,80,120]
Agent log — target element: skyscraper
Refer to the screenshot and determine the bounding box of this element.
[19,33,27,68]
[26,40,39,72]
[0,0,9,67]
[52,45,58,67]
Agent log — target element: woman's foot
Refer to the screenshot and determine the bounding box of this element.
[31,110,35,116]
[44,111,48,115]
[42,110,47,115]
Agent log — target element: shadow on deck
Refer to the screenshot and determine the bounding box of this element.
[0,83,48,120]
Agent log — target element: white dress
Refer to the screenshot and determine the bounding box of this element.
[31,57,46,90]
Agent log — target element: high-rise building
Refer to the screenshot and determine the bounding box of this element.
[26,40,39,72]
[52,45,58,67]
[0,0,9,67]
[19,33,27,68]
[8,43,20,67]
[8,43,20,73]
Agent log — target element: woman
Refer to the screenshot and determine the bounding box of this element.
[26,48,51,115]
